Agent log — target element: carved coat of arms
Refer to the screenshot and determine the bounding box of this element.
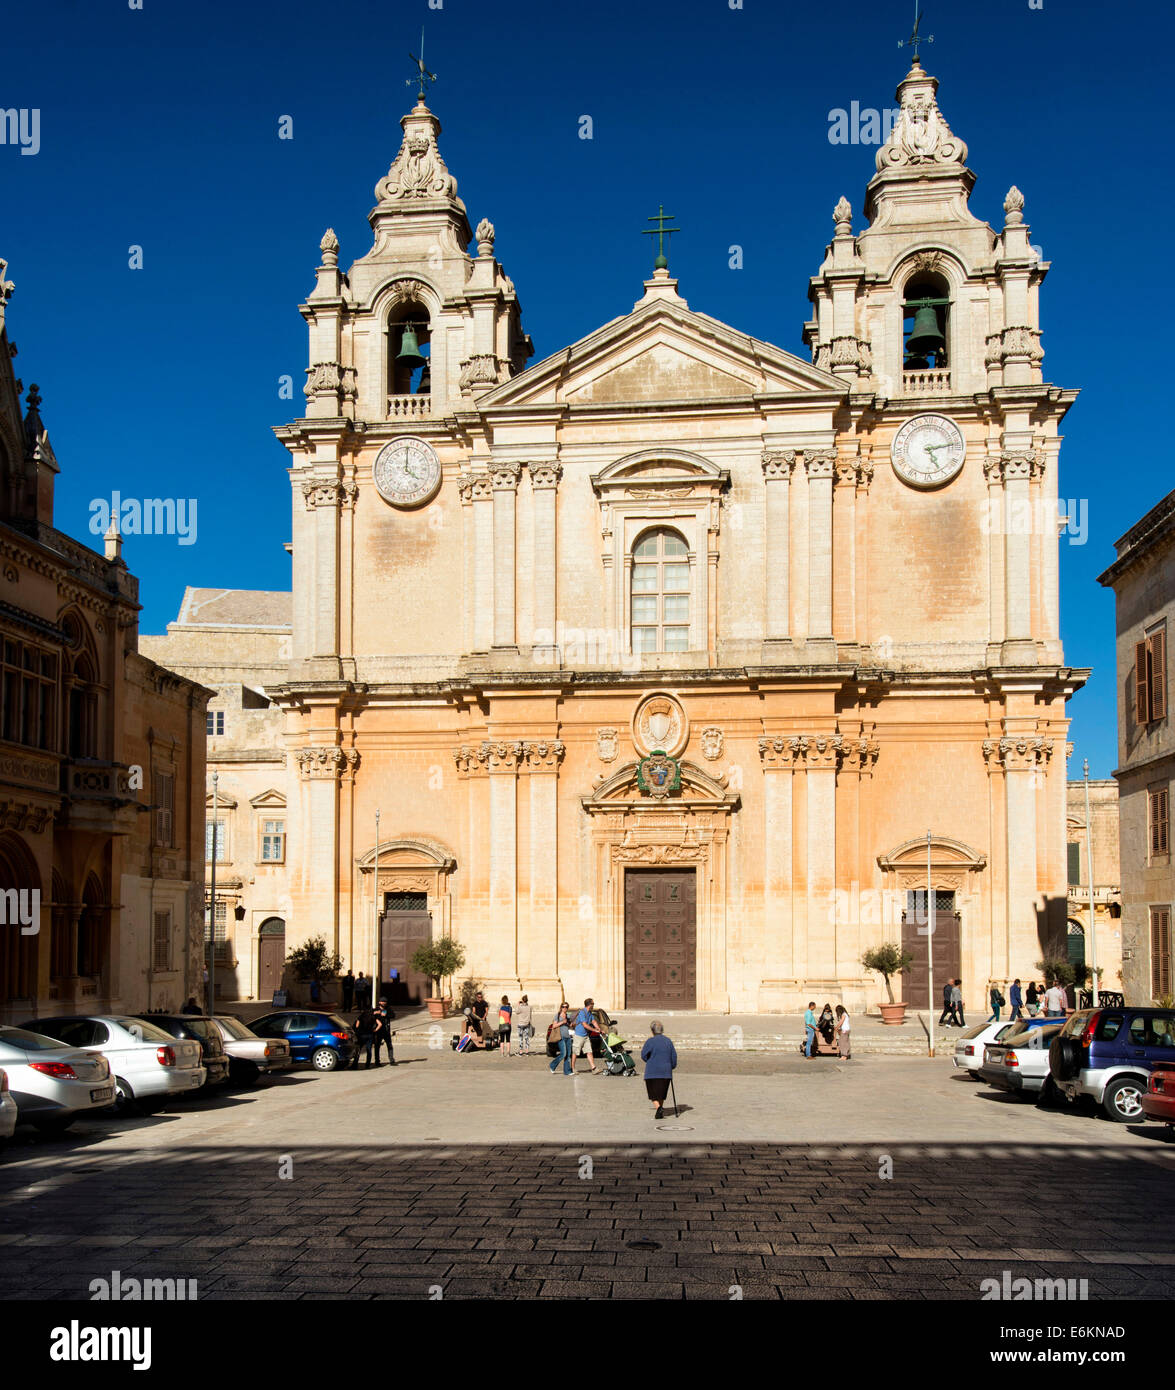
[636,751,681,800]
[701,726,724,761]
[596,727,618,763]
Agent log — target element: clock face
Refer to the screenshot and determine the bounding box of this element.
[891,414,966,489]
[373,436,441,508]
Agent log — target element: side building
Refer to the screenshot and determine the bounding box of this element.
[0,263,210,1022]
[1064,776,1122,993]
[1099,491,1175,1003]
[140,587,292,1002]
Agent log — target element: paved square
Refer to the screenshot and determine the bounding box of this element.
[3,1044,1173,1300]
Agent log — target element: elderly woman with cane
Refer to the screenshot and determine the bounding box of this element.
[640,1020,678,1120]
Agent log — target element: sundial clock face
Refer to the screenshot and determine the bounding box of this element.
[373,436,441,508]
[891,414,966,489]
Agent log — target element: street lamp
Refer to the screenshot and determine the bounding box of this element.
[1083,759,1098,1003]
[926,830,936,1058]
[373,808,381,1011]
[207,771,218,1018]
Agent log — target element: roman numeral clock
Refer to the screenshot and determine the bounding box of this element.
[891,413,965,489]
[373,436,442,508]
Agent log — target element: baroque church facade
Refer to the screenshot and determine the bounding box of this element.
[160,57,1086,1013]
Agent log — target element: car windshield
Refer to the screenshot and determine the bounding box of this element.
[182,1019,215,1041]
[216,1017,255,1041]
[1064,1010,1095,1036]
[957,1024,992,1041]
[1003,1023,1063,1048]
[326,1015,352,1031]
[0,1026,72,1052]
[111,1018,175,1043]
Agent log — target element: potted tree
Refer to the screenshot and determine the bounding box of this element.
[409,938,466,1019]
[861,943,914,1024]
[285,935,343,1006]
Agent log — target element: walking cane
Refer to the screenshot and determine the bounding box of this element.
[670,1077,678,1119]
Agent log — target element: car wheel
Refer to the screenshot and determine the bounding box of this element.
[32,1115,74,1136]
[311,1047,339,1072]
[1036,1076,1060,1108]
[1103,1076,1145,1122]
[229,1061,260,1088]
[112,1077,137,1114]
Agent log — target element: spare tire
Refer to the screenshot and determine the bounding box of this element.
[1049,1034,1083,1081]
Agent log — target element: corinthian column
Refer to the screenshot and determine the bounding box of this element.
[530,463,561,661]
[483,740,522,989]
[761,451,795,647]
[490,461,521,651]
[805,451,836,653]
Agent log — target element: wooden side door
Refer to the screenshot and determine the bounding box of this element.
[379,906,433,1005]
[258,922,285,1000]
[624,869,696,1009]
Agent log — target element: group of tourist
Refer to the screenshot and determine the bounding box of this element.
[457,991,536,1054]
[937,976,1072,1027]
[802,1002,852,1059]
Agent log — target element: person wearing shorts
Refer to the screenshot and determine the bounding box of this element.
[498,996,513,1057]
[572,997,600,1074]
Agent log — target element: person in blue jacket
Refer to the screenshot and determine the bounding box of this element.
[640,1020,678,1120]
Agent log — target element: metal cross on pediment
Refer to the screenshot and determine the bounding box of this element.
[897,2,934,59]
[407,31,437,101]
[641,204,680,271]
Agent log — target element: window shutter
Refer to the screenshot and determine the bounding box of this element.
[1136,640,1150,724]
[1151,630,1167,721]
[1067,842,1081,885]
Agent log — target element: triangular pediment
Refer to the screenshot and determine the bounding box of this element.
[249,788,287,810]
[476,295,845,411]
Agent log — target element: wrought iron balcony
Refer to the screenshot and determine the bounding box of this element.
[59,758,141,834]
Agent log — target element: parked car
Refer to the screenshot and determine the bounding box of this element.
[0,1024,115,1132]
[210,1015,292,1085]
[0,1067,16,1150]
[952,1016,1058,1074]
[21,1015,205,1111]
[1049,1006,1175,1121]
[146,1016,231,1089]
[1142,1062,1175,1131]
[978,1020,1066,1103]
[247,1011,357,1071]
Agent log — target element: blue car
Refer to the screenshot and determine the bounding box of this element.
[248,1011,357,1072]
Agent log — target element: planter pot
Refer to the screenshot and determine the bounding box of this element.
[879,1002,908,1025]
[426,997,450,1020]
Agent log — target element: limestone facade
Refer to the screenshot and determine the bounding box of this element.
[153,60,1087,1014]
[1099,492,1175,1003]
[0,266,209,1022]
[1064,777,1122,992]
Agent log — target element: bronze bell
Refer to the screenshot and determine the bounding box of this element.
[396,323,428,371]
[905,303,946,362]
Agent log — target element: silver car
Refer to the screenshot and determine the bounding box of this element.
[211,1015,292,1084]
[979,1021,1066,1103]
[22,1015,205,1111]
[0,1025,115,1134]
[0,1067,17,1150]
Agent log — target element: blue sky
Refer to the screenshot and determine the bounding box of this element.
[1,0,1168,778]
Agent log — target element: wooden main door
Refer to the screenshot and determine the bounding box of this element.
[258,919,285,1000]
[379,893,432,1005]
[900,891,961,1007]
[624,869,696,1009]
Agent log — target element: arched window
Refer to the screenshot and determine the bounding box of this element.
[902,270,950,371]
[631,528,690,654]
[387,303,431,398]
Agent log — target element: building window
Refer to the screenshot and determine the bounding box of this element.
[0,639,58,751]
[206,711,224,736]
[260,819,285,863]
[1067,841,1082,886]
[388,308,431,398]
[1136,625,1167,726]
[206,818,228,862]
[1149,785,1169,857]
[631,528,690,654]
[902,271,950,372]
[153,772,174,848]
[152,911,172,972]
[1152,907,1172,999]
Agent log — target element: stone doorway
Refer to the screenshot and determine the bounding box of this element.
[258,918,285,1000]
[624,869,697,1009]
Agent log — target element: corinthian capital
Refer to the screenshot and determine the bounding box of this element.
[489,460,523,491]
[761,450,797,480]
[529,462,563,490]
[804,450,837,480]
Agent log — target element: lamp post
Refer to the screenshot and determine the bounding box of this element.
[373,809,381,1011]
[926,829,936,1058]
[207,771,218,1017]
[1083,759,1098,1003]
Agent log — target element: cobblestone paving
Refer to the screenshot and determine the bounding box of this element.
[2,1049,1173,1300]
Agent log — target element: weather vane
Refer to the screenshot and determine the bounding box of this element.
[641,204,680,271]
[407,30,437,101]
[897,2,933,60]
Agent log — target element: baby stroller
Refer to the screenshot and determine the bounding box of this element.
[600,1031,637,1077]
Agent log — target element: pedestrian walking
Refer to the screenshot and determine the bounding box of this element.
[803,1001,818,1058]
[949,979,965,1028]
[498,996,513,1057]
[1044,980,1068,1018]
[938,979,953,1026]
[640,1020,678,1119]
[1025,980,1039,1016]
[986,980,1005,1023]
[835,1004,852,1060]
[549,1002,573,1076]
[342,969,355,1012]
[571,997,601,1074]
[355,971,372,1009]
[374,999,396,1065]
[353,1004,376,1068]
[514,994,534,1054]
[1009,978,1023,1022]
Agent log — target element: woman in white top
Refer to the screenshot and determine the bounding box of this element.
[835,1004,851,1060]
